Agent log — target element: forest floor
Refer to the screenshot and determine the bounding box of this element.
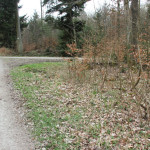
[10,59,150,150]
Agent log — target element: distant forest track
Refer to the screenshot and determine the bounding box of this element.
[0,56,67,68]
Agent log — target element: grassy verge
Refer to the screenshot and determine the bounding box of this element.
[11,62,150,150]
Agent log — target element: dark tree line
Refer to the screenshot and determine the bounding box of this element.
[0,0,27,49]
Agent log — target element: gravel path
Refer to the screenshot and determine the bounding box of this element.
[0,57,64,150]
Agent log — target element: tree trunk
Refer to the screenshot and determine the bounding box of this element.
[73,19,77,47]
[117,0,121,39]
[40,0,43,22]
[124,0,131,45]
[16,2,23,54]
[147,0,150,20]
[131,0,139,51]
[146,0,150,85]
[138,0,141,29]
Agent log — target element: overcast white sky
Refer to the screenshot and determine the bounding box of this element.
[19,0,147,18]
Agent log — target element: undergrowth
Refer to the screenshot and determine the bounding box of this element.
[11,62,150,150]
[0,47,14,56]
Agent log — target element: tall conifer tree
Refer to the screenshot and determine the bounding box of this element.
[0,0,27,49]
[0,0,17,48]
[44,0,88,53]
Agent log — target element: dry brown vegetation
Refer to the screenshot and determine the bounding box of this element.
[0,47,14,56]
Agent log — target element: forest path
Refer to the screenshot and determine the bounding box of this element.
[0,58,35,150]
[0,56,65,150]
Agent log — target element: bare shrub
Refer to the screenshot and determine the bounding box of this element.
[66,1,150,122]
[0,47,14,56]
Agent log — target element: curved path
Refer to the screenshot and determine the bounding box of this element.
[0,57,65,150]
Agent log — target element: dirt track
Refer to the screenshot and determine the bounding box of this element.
[0,57,64,150]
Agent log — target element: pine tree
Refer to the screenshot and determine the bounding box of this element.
[0,0,27,49]
[44,0,88,54]
[0,0,17,48]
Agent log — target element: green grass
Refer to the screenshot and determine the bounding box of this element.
[11,62,70,149]
[11,62,150,150]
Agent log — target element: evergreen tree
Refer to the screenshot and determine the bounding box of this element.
[0,0,17,48]
[44,0,88,54]
[0,0,27,49]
